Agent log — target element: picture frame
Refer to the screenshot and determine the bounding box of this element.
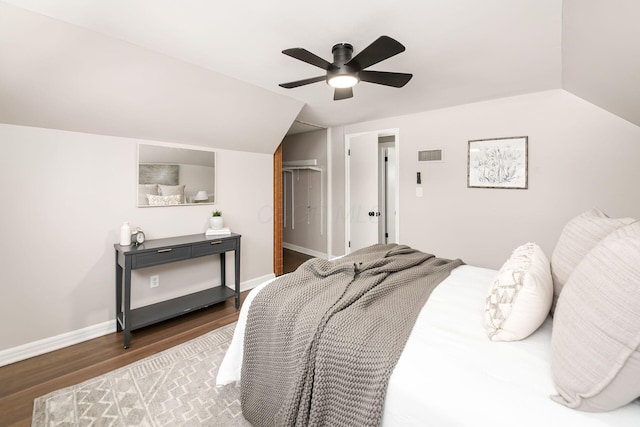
[467,136,528,189]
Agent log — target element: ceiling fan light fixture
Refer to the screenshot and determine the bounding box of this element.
[279,36,411,100]
[328,74,359,88]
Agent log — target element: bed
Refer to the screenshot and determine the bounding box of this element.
[217,209,640,426]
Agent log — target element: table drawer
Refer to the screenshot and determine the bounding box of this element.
[192,238,237,258]
[133,246,191,269]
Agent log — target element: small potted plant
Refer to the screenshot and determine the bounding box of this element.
[210,210,223,230]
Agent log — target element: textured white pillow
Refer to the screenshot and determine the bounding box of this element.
[484,242,553,342]
[550,208,635,314]
[551,222,640,411]
[147,194,182,206]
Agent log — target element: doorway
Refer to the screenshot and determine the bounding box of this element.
[273,129,329,275]
[346,129,399,253]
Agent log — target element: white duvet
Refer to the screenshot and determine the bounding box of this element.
[217,265,640,426]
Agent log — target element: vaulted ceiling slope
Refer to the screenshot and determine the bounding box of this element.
[0,2,304,153]
[0,1,638,154]
[562,0,640,128]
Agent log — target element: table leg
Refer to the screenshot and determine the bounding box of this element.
[220,252,226,291]
[123,257,132,349]
[235,240,241,309]
[115,250,123,332]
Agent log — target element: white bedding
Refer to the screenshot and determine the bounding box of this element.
[217,265,640,426]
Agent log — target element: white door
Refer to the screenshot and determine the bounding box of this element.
[348,133,379,252]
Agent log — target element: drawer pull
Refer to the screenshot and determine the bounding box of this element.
[157,248,173,253]
[210,241,222,245]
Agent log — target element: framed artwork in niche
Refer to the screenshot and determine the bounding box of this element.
[467,136,528,189]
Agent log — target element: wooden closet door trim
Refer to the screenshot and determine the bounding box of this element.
[273,143,283,276]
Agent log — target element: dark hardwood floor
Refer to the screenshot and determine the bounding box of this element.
[0,250,311,427]
[283,248,313,274]
[0,293,247,427]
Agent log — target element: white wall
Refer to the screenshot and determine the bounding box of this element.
[178,164,215,203]
[4,89,639,356]
[335,90,640,268]
[329,127,347,259]
[0,124,274,352]
[282,130,327,255]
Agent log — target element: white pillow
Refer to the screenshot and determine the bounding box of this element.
[550,208,635,314]
[484,242,553,342]
[147,194,182,206]
[138,183,158,206]
[158,184,185,200]
[551,222,640,411]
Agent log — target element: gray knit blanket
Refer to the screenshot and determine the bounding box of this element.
[241,244,463,427]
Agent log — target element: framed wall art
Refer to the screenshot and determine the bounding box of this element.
[467,136,528,189]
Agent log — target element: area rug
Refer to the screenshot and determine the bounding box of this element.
[32,322,251,426]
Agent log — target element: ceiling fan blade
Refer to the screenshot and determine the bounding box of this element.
[345,36,406,71]
[279,76,326,89]
[282,48,335,70]
[334,87,353,100]
[359,70,413,88]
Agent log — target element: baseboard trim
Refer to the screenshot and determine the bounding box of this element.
[239,273,274,292]
[283,242,327,259]
[0,320,116,368]
[0,274,275,368]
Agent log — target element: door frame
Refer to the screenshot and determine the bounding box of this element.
[379,142,396,244]
[273,143,283,276]
[274,129,332,274]
[345,128,400,254]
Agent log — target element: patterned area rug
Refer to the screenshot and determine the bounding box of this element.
[32,323,250,426]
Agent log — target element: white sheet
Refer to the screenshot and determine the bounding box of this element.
[217,265,640,426]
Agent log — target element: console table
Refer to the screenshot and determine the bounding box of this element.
[114,233,241,348]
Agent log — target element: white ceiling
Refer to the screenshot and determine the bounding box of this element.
[0,0,638,150]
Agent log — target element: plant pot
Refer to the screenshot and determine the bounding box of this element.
[210,216,224,230]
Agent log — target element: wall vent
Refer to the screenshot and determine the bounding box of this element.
[418,149,443,162]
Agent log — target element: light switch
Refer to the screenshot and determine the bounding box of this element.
[416,187,423,197]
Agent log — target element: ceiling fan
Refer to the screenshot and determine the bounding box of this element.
[279,35,413,101]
